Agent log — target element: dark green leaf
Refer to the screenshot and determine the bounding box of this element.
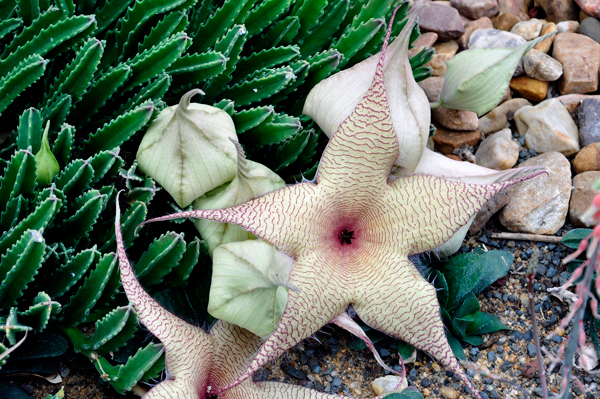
[71,65,132,126]
[224,66,295,107]
[134,232,186,287]
[293,0,328,41]
[396,340,414,361]
[0,18,22,42]
[1,7,62,59]
[453,314,474,338]
[16,0,39,25]
[461,335,483,346]
[244,0,292,37]
[241,113,301,147]
[0,14,96,76]
[56,190,106,245]
[41,93,71,132]
[561,228,592,249]
[18,292,60,331]
[431,269,448,309]
[0,55,47,116]
[299,0,349,57]
[384,389,424,399]
[454,292,480,319]
[79,101,154,157]
[55,158,94,197]
[51,124,74,167]
[56,0,75,16]
[101,201,147,251]
[90,149,121,183]
[204,24,247,96]
[331,18,385,69]
[0,150,37,211]
[466,312,509,336]
[0,195,27,231]
[45,248,97,298]
[188,0,248,53]
[161,238,201,288]
[17,108,43,154]
[234,45,300,82]
[60,252,117,326]
[252,16,299,49]
[0,229,45,308]
[93,0,135,35]
[138,10,188,54]
[232,106,275,134]
[273,131,310,172]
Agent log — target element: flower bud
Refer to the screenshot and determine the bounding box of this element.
[35,121,60,186]
[208,240,299,337]
[193,139,286,255]
[136,89,238,207]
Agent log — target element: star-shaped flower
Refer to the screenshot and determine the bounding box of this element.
[117,196,388,399]
[139,9,544,398]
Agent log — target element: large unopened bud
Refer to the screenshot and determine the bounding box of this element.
[194,139,286,255]
[303,10,430,172]
[136,89,238,207]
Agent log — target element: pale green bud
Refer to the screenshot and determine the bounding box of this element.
[35,121,60,186]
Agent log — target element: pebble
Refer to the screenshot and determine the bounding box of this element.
[557,20,580,33]
[432,124,481,154]
[534,22,558,53]
[511,19,543,40]
[419,3,465,41]
[440,386,461,399]
[469,190,509,233]
[569,171,600,226]
[577,98,600,146]
[379,347,390,357]
[468,28,526,49]
[286,366,307,380]
[576,0,600,19]
[514,98,580,156]
[498,0,529,20]
[459,16,493,49]
[573,142,600,174]
[522,358,540,378]
[552,32,600,94]
[421,377,432,388]
[493,12,520,31]
[578,15,600,44]
[475,128,519,170]
[488,351,497,362]
[451,0,499,19]
[427,40,458,76]
[500,152,572,234]
[509,76,549,102]
[479,98,531,135]
[371,375,408,395]
[527,343,537,357]
[537,0,578,23]
[556,93,600,113]
[523,49,563,82]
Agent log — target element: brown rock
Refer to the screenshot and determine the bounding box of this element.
[534,22,558,53]
[537,0,578,23]
[419,3,465,41]
[432,124,481,154]
[418,76,445,100]
[413,32,438,48]
[500,152,572,234]
[494,12,521,31]
[575,0,600,19]
[510,75,549,101]
[439,387,461,399]
[479,98,532,134]
[498,0,531,20]
[459,17,494,48]
[557,94,600,112]
[552,33,600,94]
[445,154,464,161]
[573,142,600,174]
[569,171,600,226]
[499,86,512,104]
[450,0,499,20]
[427,40,459,75]
[469,190,510,233]
[522,358,540,378]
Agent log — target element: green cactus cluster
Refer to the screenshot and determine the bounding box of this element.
[0,0,432,395]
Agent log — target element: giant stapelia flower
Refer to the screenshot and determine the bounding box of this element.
[139,8,544,398]
[117,196,401,398]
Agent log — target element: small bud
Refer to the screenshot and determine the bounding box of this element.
[35,121,60,186]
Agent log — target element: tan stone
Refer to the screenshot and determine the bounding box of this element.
[500,152,572,234]
[479,98,531,134]
[511,18,543,40]
[426,40,458,75]
[413,31,438,47]
[557,94,600,113]
[573,142,600,174]
[569,171,600,226]
[433,107,479,130]
[418,76,445,100]
[499,86,512,104]
[440,387,461,399]
[459,17,494,48]
[514,98,580,156]
[534,22,557,53]
[432,124,481,154]
[510,76,549,102]
[498,0,531,21]
[557,20,579,33]
[493,12,521,31]
[475,128,519,169]
[552,33,600,94]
